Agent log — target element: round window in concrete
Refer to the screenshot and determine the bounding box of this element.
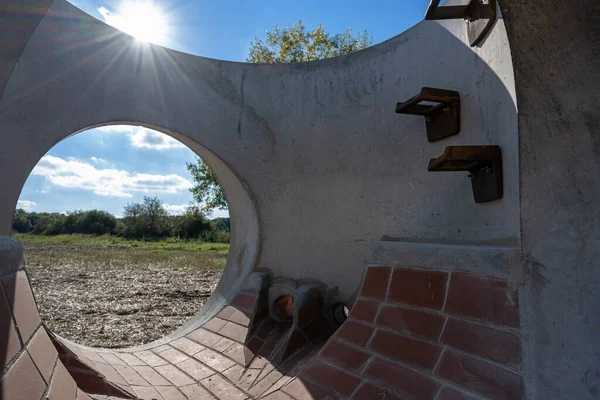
[12,124,257,349]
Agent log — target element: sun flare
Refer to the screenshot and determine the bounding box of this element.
[99,1,169,44]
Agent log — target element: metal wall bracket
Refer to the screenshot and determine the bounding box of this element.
[428,146,503,203]
[425,0,497,47]
[395,87,460,142]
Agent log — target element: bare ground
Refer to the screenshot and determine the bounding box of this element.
[23,242,225,349]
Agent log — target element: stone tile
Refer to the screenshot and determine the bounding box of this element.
[321,339,371,371]
[27,327,58,383]
[348,299,379,323]
[155,386,188,400]
[249,370,284,398]
[359,266,391,299]
[282,377,337,400]
[437,385,479,400]
[255,361,275,384]
[203,317,228,332]
[335,321,374,346]
[83,350,107,364]
[194,348,236,372]
[0,351,46,400]
[350,382,403,400]
[180,383,215,399]
[76,388,94,400]
[158,348,190,364]
[261,375,293,398]
[99,352,127,366]
[302,360,361,397]
[151,344,172,354]
[186,328,222,347]
[445,272,519,328]
[201,374,247,400]
[441,318,522,367]
[261,392,293,400]
[132,365,171,386]
[114,364,151,386]
[133,385,165,400]
[388,268,448,310]
[1,271,42,342]
[155,364,195,386]
[228,309,251,326]
[224,343,246,364]
[170,337,205,355]
[369,329,441,370]
[219,321,248,342]
[133,350,168,367]
[231,292,256,310]
[177,358,215,380]
[249,355,269,370]
[212,337,236,352]
[95,363,129,386]
[238,368,262,390]
[0,284,21,370]
[364,356,440,400]
[48,361,78,400]
[223,364,245,382]
[376,304,446,340]
[435,349,523,400]
[217,306,236,320]
[115,352,146,366]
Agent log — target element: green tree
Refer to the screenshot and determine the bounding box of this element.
[186,158,227,213]
[187,21,372,213]
[12,209,32,233]
[120,197,169,238]
[248,20,372,63]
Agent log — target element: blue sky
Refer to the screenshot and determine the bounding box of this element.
[17,0,430,219]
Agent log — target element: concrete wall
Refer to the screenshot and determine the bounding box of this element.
[0,0,519,303]
[500,0,600,398]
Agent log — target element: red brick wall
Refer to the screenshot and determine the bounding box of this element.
[285,266,523,400]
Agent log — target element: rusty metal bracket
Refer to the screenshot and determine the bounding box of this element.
[428,146,503,203]
[425,0,497,47]
[395,87,460,142]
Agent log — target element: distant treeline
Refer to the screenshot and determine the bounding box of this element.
[12,196,230,243]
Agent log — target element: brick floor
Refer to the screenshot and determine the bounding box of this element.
[4,265,522,400]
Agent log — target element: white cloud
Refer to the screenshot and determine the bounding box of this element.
[17,200,37,210]
[163,204,189,215]
[31,155,192,198]
[89,156,113,167]
[130,128,186,150]
[93,125,185,150]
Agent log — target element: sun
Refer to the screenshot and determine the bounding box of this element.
[99,1,169,45]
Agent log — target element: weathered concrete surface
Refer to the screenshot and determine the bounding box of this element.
[0,0,598,398]
[0,0,519,303]
[0,0,54,99]
[499,1,600,398]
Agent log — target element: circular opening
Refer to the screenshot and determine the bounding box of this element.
[274,295,295,321]
[13,125,242,348]
[333,302,349,325]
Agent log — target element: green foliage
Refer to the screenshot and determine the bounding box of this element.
[63,210,116,235]
[186,157,227,213]
[247,20,372,64]
[14,233,230,253]
[12,198,230,243]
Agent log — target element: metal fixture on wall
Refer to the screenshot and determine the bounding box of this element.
[428,146,503,203]
[425,0,497,46]
[395,87,460,142]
